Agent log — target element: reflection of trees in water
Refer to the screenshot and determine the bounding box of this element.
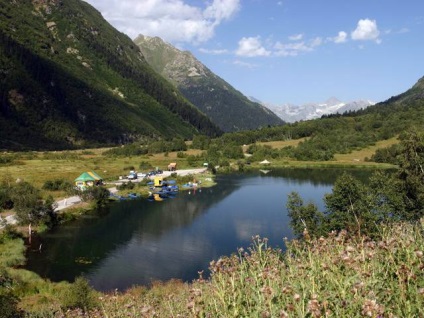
[259,168,377,186]
[25,179,240,282]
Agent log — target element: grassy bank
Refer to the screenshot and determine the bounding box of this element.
[4,219,420,317]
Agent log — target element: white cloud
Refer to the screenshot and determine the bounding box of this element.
[397,27,410,34]
[236,36,271,57]
[204,0,240,23]
[289,33,303,41]
[351,19,380,42]
[330,31,348,44]
[233,60,258,69]
[85,0,240,44]
[310,37,323,47]
[274,37,321,57]
[199,48,229,55]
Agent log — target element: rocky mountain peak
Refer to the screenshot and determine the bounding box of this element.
[324,97,343,106]
[262,98,375,123]
[134,34,284,131]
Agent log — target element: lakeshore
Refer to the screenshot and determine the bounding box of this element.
[1,167,212,228]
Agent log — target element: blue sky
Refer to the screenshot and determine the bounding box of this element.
[85,0,424,105]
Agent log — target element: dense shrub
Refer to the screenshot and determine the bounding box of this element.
[368,143,401,164]
[176,151,187,158]
[148,138,187,154]
[42,179,73,191]
[0,268,22,318]
[61,277,98,311]
[10,182,57,226]
[139,161,153,170]
[0,187,13,211]
[103,144,148,157]
[186,155,199,167]
[191,135,211,150]
[0,293,22,318]
[117,182,135,190]
[288,130,424,239]
[0,155,14,165]
[78,187,110,207]
[42,152,80,160]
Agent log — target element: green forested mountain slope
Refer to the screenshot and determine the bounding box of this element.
[215,76,424,161]
[134,35,284,132]
[0,0,221,150]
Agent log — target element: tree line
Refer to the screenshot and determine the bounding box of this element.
[287,130,424,239]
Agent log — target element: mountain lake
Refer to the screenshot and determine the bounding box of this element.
[25,168,373,292]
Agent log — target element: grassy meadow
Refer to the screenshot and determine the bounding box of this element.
[0,137,397,200]
[244,137,398,170]
[0,149,203,196]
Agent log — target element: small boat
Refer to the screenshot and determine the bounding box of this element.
[127,193,140,199]
[164,180,177,185]
[147,193,167,202]
[162,185,179,192]
[182,182,198,189]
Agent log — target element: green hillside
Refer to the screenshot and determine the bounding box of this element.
[211,75,424,162]
[357,76,424,116]
[134,35,284,132]
[0,0,221,150]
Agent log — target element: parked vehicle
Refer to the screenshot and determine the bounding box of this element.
[127,171,137,180]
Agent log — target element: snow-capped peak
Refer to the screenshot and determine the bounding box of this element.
[259,97,375,123]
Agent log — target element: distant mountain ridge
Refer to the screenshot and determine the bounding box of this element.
[261,97,375,123]
[134,35,284,132]
[0,0,220,150]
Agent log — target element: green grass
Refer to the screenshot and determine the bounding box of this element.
[256,138,306,149]
[0,150,204,196]
[0,238,25,268]
[334,136,399,163]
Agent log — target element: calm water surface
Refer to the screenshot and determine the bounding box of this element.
[25,168,371,291]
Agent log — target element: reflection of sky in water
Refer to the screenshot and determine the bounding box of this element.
[26,169,367,291]
[89,233,212,291]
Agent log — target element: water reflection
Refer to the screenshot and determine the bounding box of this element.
[25,168,371,291]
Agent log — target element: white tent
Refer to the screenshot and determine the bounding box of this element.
[260,159,270,164]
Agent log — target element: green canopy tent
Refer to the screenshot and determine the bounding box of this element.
[74,171,103,189]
